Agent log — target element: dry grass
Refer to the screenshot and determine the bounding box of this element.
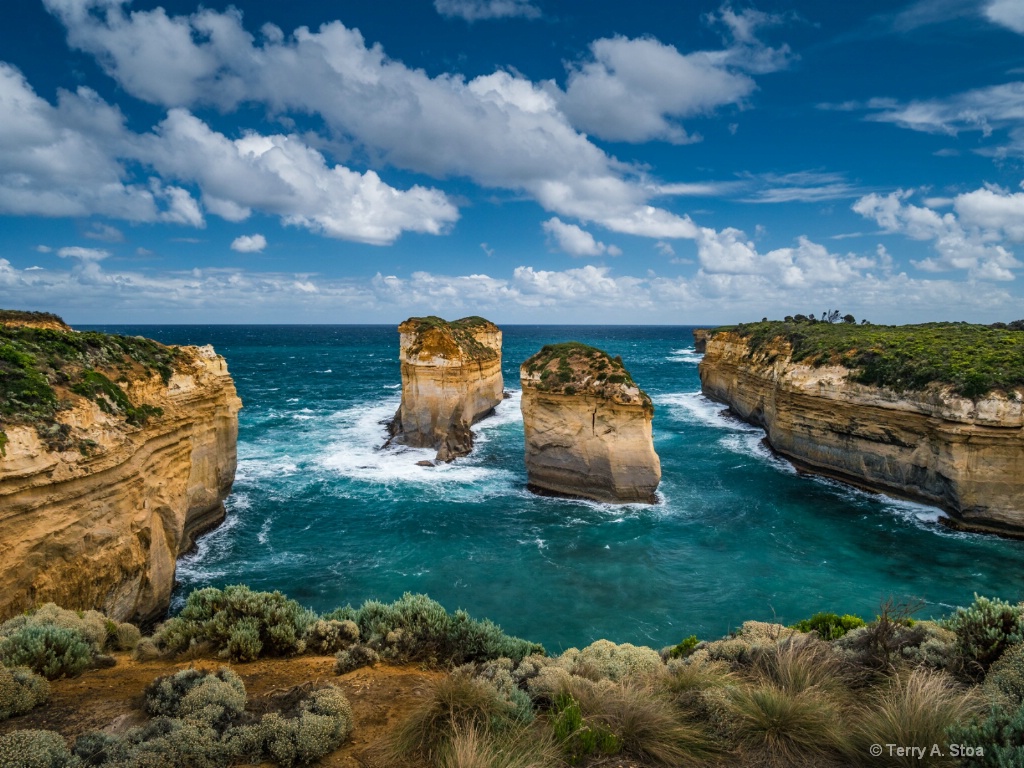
[437,722,561,768]
[568,677,719,766]
[747,635,851,695]
[848,668,980,766]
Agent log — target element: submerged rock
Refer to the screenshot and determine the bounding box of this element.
[520,342,660,503]
[388,316,503,462]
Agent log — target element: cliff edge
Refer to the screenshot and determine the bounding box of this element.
[0,316,241,623]
[388,316,503,462]
[520,342,660,503]
[698,321,1024,535]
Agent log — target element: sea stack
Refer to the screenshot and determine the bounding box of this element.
[0,313,241,624]
[388,316,503,462]
[520,343,660,503]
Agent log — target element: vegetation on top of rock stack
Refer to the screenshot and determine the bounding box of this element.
[0,310,69,328]
[399,315,499,361]
[713,317,1024,399]
[0,318,179,452]
[522,342,652,409]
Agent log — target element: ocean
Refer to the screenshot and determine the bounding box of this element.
[87,324,1024,653]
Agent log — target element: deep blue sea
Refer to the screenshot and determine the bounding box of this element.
[86,325,1024,653]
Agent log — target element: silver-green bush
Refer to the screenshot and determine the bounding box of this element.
[0,663,50,721]
[0,624,93,680]
[0,729,73,768]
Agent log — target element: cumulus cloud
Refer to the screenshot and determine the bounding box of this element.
[0,253,1012,325]
[231,234,266,253]
[0,62,203,225]
[434,0,540,21]
[853,187,1023,281]
[985,0,1024,33]
[542,217,621,257]
[0,59,457,244]
[57,246,110,260]
[40,0,709,238]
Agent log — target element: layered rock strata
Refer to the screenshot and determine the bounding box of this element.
[699,331,1024,535]
[692,329,710,353]
[520,343,660,503]
[388,316,503,462]
[0,329,241,624]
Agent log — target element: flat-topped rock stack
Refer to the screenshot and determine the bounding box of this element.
[520,342,660,503]
[388,316,503,462]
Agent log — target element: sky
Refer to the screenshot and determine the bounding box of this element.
[1,0,1024,324]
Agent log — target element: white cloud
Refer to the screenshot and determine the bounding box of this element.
[57,246,110,260]
[853,187,1023,280]
[985,0,1024,33]
[0,254,1013,325]
[655,241,676,257]
[40,0,707,239]
[558,36,755,144]
[434,0,540,21]
[542,217,621,257]
[84,222,124,242]
[741,171,863,203]
[0,62,203,225]
[35,245,53,253]
[230,234,267,253]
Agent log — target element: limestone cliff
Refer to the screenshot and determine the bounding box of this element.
[699,330,1024,535]
[388,316,503,462]
[692,329,710,353]
[0,320,241,624]
[520,343,660,503]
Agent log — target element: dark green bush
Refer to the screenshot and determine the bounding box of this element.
[668,635,700,659]
[944,595,1024,677]
[947,702,1024,767]
[552,692,622,765]
[791,612,865,641]
[0,625,92,680]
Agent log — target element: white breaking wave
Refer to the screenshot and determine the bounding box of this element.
[667,346,704,365]
[655,392,761,435]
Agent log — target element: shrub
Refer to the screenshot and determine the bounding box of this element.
[0,603,108,652]
[0,664,50,721]
[334,644,379,675]
[346,593,543,666]
[850,668,979,767]
[462,658,534,725]
[131,638,161,662]
[556,639,663,682]
[944,595,1024,677]
[73,731,131,765]
[260,685,354,767]
[144,667,246,731]
[551,691,622,765]
[947,700,1024,767]
[835,598,927,672]
[0,624,93,679]
[667,635,699,659]
[747,635,850,696]
[154,585,316,661]
[305,619,359,654]
[113,623,142,652]
[986,643,1024,706]
[0,730,73,768]
[791,612,865,641]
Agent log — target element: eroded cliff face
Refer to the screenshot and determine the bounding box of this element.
[388,316,503,462]
[520,344,660,504]
[700,331,1024,535]
[0,342,241,624]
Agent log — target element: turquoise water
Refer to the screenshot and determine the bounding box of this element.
[89,325,1024,653]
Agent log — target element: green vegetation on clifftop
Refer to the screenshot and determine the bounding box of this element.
[522,342,652,409]
[0,317,177,451]
[713,319,1024,399]
[399,315,499,360]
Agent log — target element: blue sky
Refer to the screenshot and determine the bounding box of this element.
[1,0,1023,323]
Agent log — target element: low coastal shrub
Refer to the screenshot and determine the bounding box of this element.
[154,585,316,661]
[0,663,50,721]
[947,700,1024,767]
[305,619,359,654]
[0,603,109,653]
[667,634,700,659]
[944,595,1024,677]
[75,668,353,768]
[791,612,865,641]
[983,642,1024,706]
[436,721,561,768]
[556,639,662,682]
[0,624,93,680]
[334,644,379,675]
[0,729,74,768]
[551,691,622,764]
